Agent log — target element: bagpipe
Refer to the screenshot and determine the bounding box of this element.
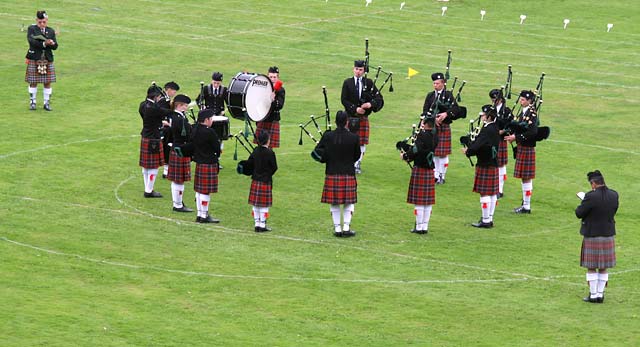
[395,119,422,169]
[150,81,170,103]
[459,114,485,167]
[233,129,256,176]
[358,38,394,119]
[298,86,332,146]
[423,50,468,122]
[506,71,551,143]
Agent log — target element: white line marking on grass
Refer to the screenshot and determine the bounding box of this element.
[0,236,533,285]
[0,135,138,159]
[547,140,639,155]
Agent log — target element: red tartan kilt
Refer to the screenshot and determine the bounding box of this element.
[167,150,191,183]
[255,121,280,148]
[497,139,508,167]
[194,163,219,194]
[581,236,616,269]
[514,146,536,179]
[25,59,56,84]
[139,137,164,169]
[321,174,357,204]
[248,180,273,207]
[473,166,499,196]
[435,123,451,156]
[347,117,369,145]
[407,166,435,205]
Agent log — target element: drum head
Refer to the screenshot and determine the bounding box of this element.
[245,74,273,122]
[211,116,229,122]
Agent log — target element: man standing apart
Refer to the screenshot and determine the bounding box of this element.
[25,10,58,111]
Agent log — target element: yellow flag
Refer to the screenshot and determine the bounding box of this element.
[407,67,419,79]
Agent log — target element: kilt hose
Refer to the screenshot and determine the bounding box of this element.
[497,139,509,167]
[435,123,451,157]
[248,180,273,207]
[514,146,536,179]
[407,166,435,205]
[321,174,357,205]
[581,236,616,269]
[347,116,369,145]
[255,121,280,148]
[25,59,56,84]
[473,166,499,196]
[139,137,164,169]
[167,150,191,184]
[194,163,219,194]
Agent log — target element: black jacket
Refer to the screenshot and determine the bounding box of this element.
[198,85,228,116]
[341,77,383,117]
[262,86,285,122]
[139,99,172,139]
[249,146,278,183]
[191,124,221,164]
[512,106,538,147]
[315,127,361,175]
[404,129,437,169]
[169,111,192,146]
[26,25,58,62]
[495,102,513,136]
[422,89,462,124]
[575,186,619,238]
[466,122,500,167]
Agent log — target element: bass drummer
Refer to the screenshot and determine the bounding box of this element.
[255,66,285,149]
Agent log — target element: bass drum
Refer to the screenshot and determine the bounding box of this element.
[227,72,273,122]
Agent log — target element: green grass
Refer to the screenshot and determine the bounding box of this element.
[1,0,639,345]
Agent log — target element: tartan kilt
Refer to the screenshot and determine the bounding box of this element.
[435,123,451,156]
[248,180,273,207]
[139,137,164,169]
[321,174,357,204]
[407,166,435,205]
[167,150,191,183]
[194,163,219,194]
[255,121,280,148]
[497,139,508,167]
[348,116,369,145]
[580,236,616,269]
[25,59,56,84]
[514,146,536,179]
[473,166,499,196]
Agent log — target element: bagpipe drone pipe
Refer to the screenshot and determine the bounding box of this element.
[423,50,468,123]
[358,38,394,118]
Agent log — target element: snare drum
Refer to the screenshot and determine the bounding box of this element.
[211,115,230,140]
[227,72,273,122]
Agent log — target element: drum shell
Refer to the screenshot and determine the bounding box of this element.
[227,72,273,122]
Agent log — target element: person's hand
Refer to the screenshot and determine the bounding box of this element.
[356,107,365,115]
[361,102,372,110]
[45,39,55,46]
[271,92,275,101]
[162,120,170,127]
[461,148,467,155]
[504,134,516,143]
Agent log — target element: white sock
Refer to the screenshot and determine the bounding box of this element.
[28,87,37,101]
[522,181,533,209]
[343,204,354,231]
[586,272,598,297]
[142,168,150,192]
[171,182,184,208]
[433,157,441,179]
[330,205,341,232]
[252,206,260,226]
[43,87,52,102]
[422,205,433,230]
[489,195,497,222]
[415,205,425,231]
[498,166,507,194]
[195,193,203,217]
[441,156,449,179]
[200,194,210,217]
[163,164,169,176]
[145,168,158,193]
[597,273,608,298]
[259,207,269,228]
[480,196,491,223]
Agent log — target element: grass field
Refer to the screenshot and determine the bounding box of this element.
[1,0,639,345]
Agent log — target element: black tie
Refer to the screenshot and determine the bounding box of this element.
[355,78,361,98]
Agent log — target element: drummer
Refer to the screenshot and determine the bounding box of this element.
[255,66,285,149]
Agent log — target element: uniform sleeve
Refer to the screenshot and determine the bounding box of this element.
[575,192,593,219]
[49,30,58,50]
[368,81,384,112]
[518,112,538,143]
[270,151,278,176]
[341,79,358,116]
[465,128,488,157]
[272,88,285,112]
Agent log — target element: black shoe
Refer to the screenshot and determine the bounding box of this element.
[255,226,271,233]
[162,174,167,179]
[415,229,428,235]
[472,220,494,228]
[342,230,356,237]
[144,191,163,198]
[582,296,599,303]
[333,231,343,237]
[513,206,531,214]
[498,192,504,199]
[202,215,220,223]
[29,102,36,110]
[44,102,52,111]
[411,228,418,233]
[173,205,193,213]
